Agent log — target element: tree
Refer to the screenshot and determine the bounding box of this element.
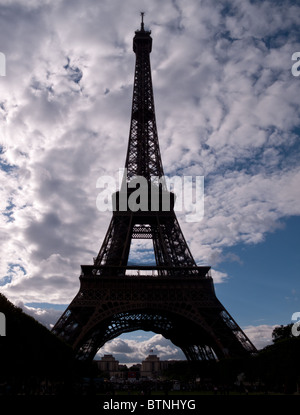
[0,292,75,380]
[272,324,293,343]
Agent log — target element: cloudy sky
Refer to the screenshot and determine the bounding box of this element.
[0,0,300,365]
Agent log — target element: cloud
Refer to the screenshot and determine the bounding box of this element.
[243,324,276,351]
[16,301,64,329]
[210,268,229,284]
[101,338,135,354]
[96,333,186,365]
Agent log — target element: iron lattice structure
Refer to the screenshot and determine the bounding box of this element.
[52,16,256,361]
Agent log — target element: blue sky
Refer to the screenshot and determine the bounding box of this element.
[215,215,300,327]
[0,0,300,364]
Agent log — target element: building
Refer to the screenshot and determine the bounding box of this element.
[96,354,178,380]
[97,355,122,379]
[141,354,174,379]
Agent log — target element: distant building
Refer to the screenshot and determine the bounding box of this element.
[96,354,179,380]
[97,355,124,379]
[141,354,171,379]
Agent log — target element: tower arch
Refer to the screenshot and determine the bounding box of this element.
[74,308,220,362]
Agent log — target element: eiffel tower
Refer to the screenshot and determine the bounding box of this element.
[52,14,256,361]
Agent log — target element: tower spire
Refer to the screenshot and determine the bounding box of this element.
[125,13,163,186]
[140,11,145,31]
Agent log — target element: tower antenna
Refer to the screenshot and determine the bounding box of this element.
[141,11,145,31]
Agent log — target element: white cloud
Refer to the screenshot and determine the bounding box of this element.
[96,333,185,365]
[210,268,229,284]
[243,324,276,351]
[16,301,64,330]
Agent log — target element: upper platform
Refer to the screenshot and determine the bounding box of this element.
[133,12,152,53]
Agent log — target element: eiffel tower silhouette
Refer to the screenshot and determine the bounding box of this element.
[52,14,256,361]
